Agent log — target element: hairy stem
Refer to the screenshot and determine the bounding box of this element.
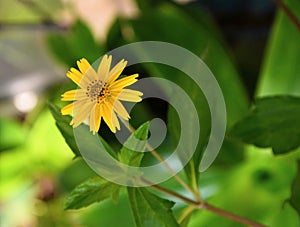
[199,203,268,227]
[142,179,268,227]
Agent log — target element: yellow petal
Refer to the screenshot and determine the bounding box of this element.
[101,102,116,133]
[72,102,94,128]
[61,99,93,116]
[113,89,143,102]
[61,89,87,101]
[67,68,91,88]
[90,103,101,134]
[112,110,120,131]
[61,103,74,115]
[110,74,139,90]
[66,68,82,86]
[109,98,130,120]
[77,58,91,74]
[77,58,98,82]
[98,55,112,81]
[106,59,127,84]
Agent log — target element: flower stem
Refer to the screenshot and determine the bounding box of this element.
[122,120,267,226]
[199,203,268,227]
[121,119,200,200]
[140,177,198,205]
[141,178,268,227]
[147,144,201,201]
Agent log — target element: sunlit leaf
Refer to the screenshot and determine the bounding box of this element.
[127,187,179,227]
[289,160,300,216]
[48,103,81,157]
[119,122,149,167]
[0,117,25,152]
[229,96,300,154]
[65,177,121,209]
[49,103,118,159]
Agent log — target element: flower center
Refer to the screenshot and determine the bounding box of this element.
[86,80,110,103]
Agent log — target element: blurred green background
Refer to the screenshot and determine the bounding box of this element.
[0,0,299,226]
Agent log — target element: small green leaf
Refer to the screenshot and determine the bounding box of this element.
[289,160,300,216]
[127,187,179,227]
[229,96,300,154]
[65,177,121,210]
[48,103,81,157]
[119,122,149,167]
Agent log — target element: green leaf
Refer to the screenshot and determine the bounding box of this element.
[47,34,75,67]
[65,177,121,210]
[127,187,179,227]
[49,103,118,159]
[48,103,81,158]
[256,0,300,96]
[130,3,248,125]
[129,2,249,177]
[135,0,166,11]
[289,160,300,216]
[47,20,103,66]
[119,122,149,167]
[106,18,127,50]
[229,96,300,154]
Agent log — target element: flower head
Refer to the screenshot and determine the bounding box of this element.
[61,55,143,134]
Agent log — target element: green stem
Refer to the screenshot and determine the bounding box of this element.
[178,205,196,224]
[140,177,198,205]
[189,161,203,202]
[148,148,199,200]
[121,119,200,200]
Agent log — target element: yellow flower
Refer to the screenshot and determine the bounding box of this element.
[61,55,143,134]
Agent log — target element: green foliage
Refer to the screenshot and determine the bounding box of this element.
[47,20,103,67]
[256,0,300,96]
[289,160,300,216]
[0,117,25,152]
[230,96,300,154]
[49,103,118,159]
[65,177,121,210]
[135,0,166,11]
[18,0,300,226]
[128,2,249,180]
[48,103,81,158]
[119,122,149,166]
[79,194,135,227]
[127,187,179,227]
